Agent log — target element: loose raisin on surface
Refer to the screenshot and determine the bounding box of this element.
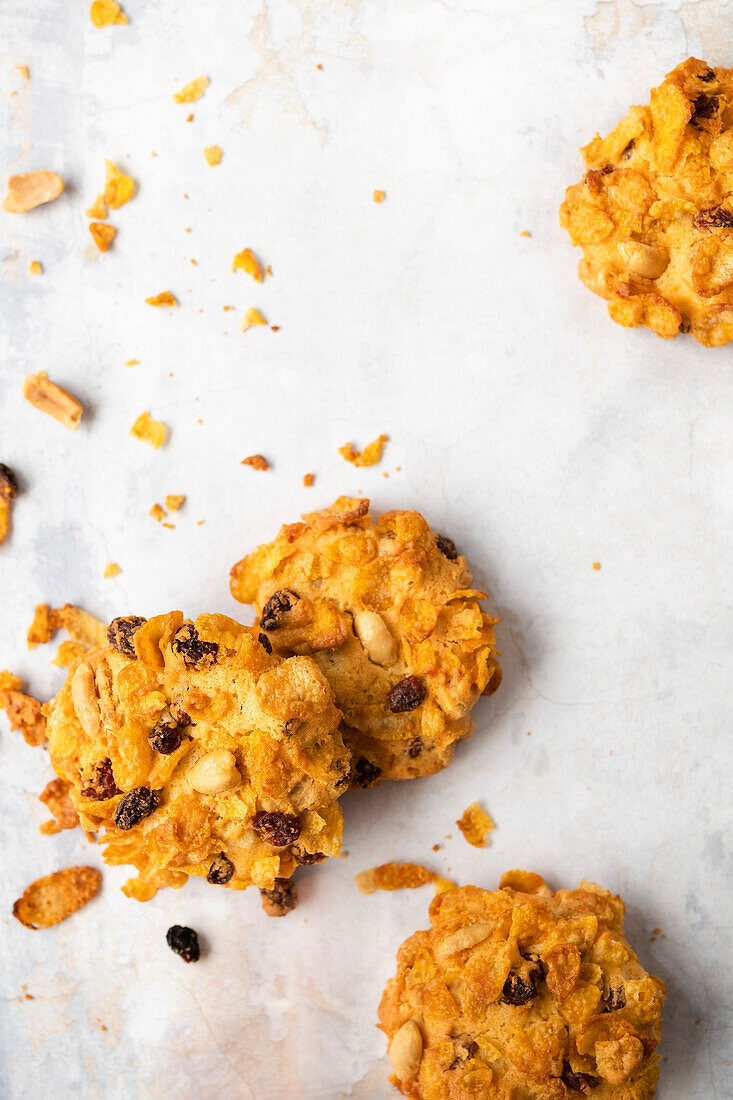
[260,878,297,917]
[206,853,234,885]
[291,846,326,866]
[258,631,272,654]
[692,93,718,121]
[260,589,299,631]
[107,615,147,659]
[500,954,543,1006]
[252,811,301,847]
[435,533,458,560]
[166,925,200,963]
[113,787,159,830]
[346,756,382,789]
[148,721,185,755]
[387,675,427,713]
[81,758,120,801]
[559,1062,599,1093]
[602,986,626,1012]
[0,464,19,501]
[172,623,219,669]
[407,737,423,758]
[692,206,733,229]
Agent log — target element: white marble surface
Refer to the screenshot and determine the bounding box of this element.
[1,1,732,1097]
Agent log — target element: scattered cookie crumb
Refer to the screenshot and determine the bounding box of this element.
[15,65,29,80]
[124,358,138,366]
[86,194,107,219]
[52,640,87,668]
[204,145,222,166]
[130,411,168,449]
[0,670,46,746]
[13,866,102,929]
[232,248,264,282]
[592,561,601,570]
[0,464,19,546]
[520,230,532,238]
[149,503,166,523]
[3,171,64,214]
[28,261,42,275]
[89,222,116,252]
[241,307,266,331]
[173,76,209,104]
[103,160,135,208]
[303,473,314,487]
[161,522,175,530]
[222,304,234,311]
[456,801,494,848]
[355,862,454,896]
[373,189,386,203]
[146,291,177,307]
[241,454,269,471]
[22,372,83,430]
[316,63,323,71]
[103,561,121,578]
[39,777,79,835]
[165,494,185,512]
[89,0,128,26]
[338,433,387,467]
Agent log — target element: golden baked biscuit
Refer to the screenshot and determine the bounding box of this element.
[46,611,350,903]
[560,57,733,346]
[230,498,501,785]
[379,872,665,1100]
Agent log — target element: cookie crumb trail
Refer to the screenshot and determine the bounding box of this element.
[103,561,121,578]
[13,867,102,929]
[86,194,107,219]
[146,291,177,308]
[303,473,314,487]
[89,223,116,252]
[241,307,266,331]
[149,503,166,523]
[204,145,222,166]
[592,561,601,571]
[165,494,185,512]
[22,372,83,430]
[130,411,168,449]
[103,160,135,208]
[232,248,264,282]
[28,261,42,275]
[373,189,386,203]
[456,801,494,848]
[355,862,454,896]
[39,777,79,835]
[90,0,128,26]
[3,171,64,213]
[0,670,46,745]
[173,76,209,104]
[338,433,388,467]
[241,454,269,472]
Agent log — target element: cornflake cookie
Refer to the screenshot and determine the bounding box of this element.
[45,612,351,903]
[560,57,733,346]
[379,872,666,1100]
[230,498,501,784]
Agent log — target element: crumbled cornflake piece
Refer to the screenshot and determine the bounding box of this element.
[13,866,102,929]
[103,159,134,208]
[146,291,177,307]
[57,605,108,649]
[39,778,79,835]
[173,76,209,104]
[124,358,138,366]
[52,640,87,668]
[16,65,29,80]
[241,307,266,331]
[303,472,314,487]
[265,264,273,277]
[86,194,107,219]
[161,522,174,530]
[0,671,46,746]
[520,230,532,238]
[22,372,83,430]
[3,171,64,213]
[150,503,166,522]
[456,801,494,848]
[204,145,222,166]
[373,189,386,203]
[89,222,116,252]
[27,603,62,648]
[232,248,264,282]
[251,856,280,889]
[338,433,388,467]
[103,561,121,578]
[164,494,185,512]
[29,261,42,275]
[593,561,601,571]
[355,862,438,895]
[241,454,268,471]
[90,0,128,26]
[222,304,234,311]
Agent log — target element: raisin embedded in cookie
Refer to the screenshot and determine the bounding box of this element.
[45,611,350,902]
[230,498,501,784]
[379,871,666,1100]
[560,57,733,346]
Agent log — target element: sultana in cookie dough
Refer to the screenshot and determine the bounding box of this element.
[230,498,501,785]
[560,57,733,346]
[46,611,350,902]
[379,871,665,1100]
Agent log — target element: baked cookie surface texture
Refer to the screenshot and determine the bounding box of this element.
[379,871,666,1100]
[560,57,733,346]
[230,498,501,784]
[46,611,350,900]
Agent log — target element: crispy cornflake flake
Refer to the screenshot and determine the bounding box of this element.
[146,291,177,308]
[2,171,64,213]
[232,248,264,282]
[355,861,438,895]
[130,411,168,449]
[16,65,29,80]
[39,778,79,835]
[90,0,128,27]
[52,640,88,668]
[86,194,107,219]
[29,261,42,275]
[164,494,185,512]
[22,372,83,430]
[149,503,166,523]
[373,189,386,203]
[13,866,101,929]
[303,472,314,487]
[593,561,601,571]
[89,222,116,252]
[27,603,62,648]
[173,76,209,104]
[338,433,388,467]
[58,605,108,649]
[204,145,222,166]
[103,561,121,578]
[103,159,134,209]
[456,801,494,848]
[241,454,268,471]
[241,307,267,331]
[0,671,46,746]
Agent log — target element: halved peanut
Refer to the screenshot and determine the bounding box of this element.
[71,661,100,737]
[354,610,396,666]
[2,170,64,213]
[188,750,241,795]
[22,372,83,429]
[617,240,669,280]
[389,1019,423,1080]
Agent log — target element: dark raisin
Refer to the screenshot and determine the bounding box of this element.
[107,616,147,659]
[252,811,301,847]
[693,206,733,229]
[621,140,635,160]
[291,846,326,865]
[692,93,718,121]
[407,737,423,758]
[260,878,298,917]
[258,631,273,655]
[559,1062,599,1093]
[449,1037,479,1069]
[435,534,458,560]
[0,464,18,501]
[387,675,426,713]
[113,787,159,830]
[81,758,121,801]
[347,756,382,789]
[148,720,185,754]
[166,925,200,963]
[601,164,613,174]
[602,986,626,1011]
[172,624,219,669]
[500,954,543,1006]
[206,853,234,885]
[169,704,191,727]
[260,589,299,631]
